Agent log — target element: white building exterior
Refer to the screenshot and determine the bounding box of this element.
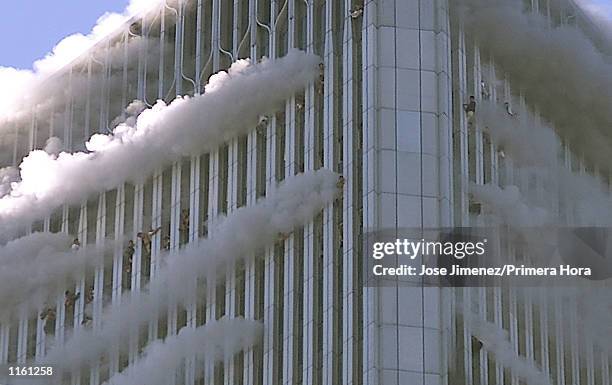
[0,0,610,385]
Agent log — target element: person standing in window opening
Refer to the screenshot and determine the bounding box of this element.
[318,63,325,95]
[163,234,171,250]
[71,238,80,252]
[123,240,135,275]
[40,307,56,335]
[337,175,345,190]
[64,290,80,310]
[504,102,515,117]
[137,227,161,255]
[463,96,476,120]
[179,209,190,244]
[350,4,364,18]
[84,286,94,304]
[480,81,490,100]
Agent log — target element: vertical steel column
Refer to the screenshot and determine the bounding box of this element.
[0,324,9,364]
[204,2,222,377]
[64,68,74,149]
[262,118,279,381]
[28,107,37,151]
[109,184,125,376]
[148,4,166,348]
[457,29,469,224]
[89,192,106,385]
[11,123,18,167]
[302,1,315,384]
[167,3,185,381]
[244,1,260,383]
[129,183,144,366]
[263,0,279,382]
[282,0,297,384]
[341,2,356,384]
[321,1,336,383]
[148,168,163,345]
[361,0,376,382]
[84,60,92,140]
[183,5,203,383]
[225,0,241,383]
[70,203,88,385]
[16,308,27,364]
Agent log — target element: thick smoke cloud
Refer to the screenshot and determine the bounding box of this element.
[467,313,552,385]
[475,102,559,168]
[39,169,340,373]
[0,232,113,321]
[0,50,319,237]
[454,0,612,167]
[103,318,262,385]
[470,183,550,227]
[0,166,19,198]
[0,0,166,123]
[474,104,612,226]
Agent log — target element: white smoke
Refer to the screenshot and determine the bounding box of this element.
[470,183,550,227]
[0,232,112,321]
[0,166,20,198]
[0,0,166,122]
[39,169,340,373]
[43,137,63,157]
[467,314,552,385]
[475,101,560,167]
[0,50,319,237]
[453,0,612,167]
[103,318,263,385]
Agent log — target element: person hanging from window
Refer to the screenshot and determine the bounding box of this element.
[179,209,190,244]
[123,240,135,274]
[463,95,476,119]
[257,115,268,130]
[137,227,161,256]
[84,286,94,305]
[71,238,81,252]
[296,99,304,111]
[350,4,364,18]
[40,307,56,335]
[337,175,345,190]
[64,290,80,310]
[163,234,171,251]
[504,102,515,117]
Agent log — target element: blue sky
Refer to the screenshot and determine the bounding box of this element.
[0,0,129,70]
[0,0,611,70]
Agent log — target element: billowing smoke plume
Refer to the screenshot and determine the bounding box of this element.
[470,183,549,226]
[0,0,166,123]
[0,50,319,237]
[103,318,262,385]
[468,314,552,385]
[0,232,112,321]
[40,169,340,373]
[475,101,559,167]
[0,166,19,198]
[453,0,612,167]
